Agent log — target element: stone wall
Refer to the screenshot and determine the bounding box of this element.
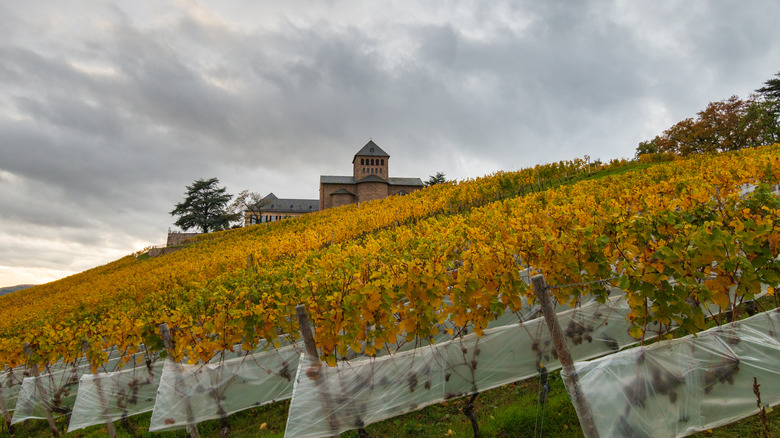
[147,246,184,258]
[166,231,201,247]
[356,181,390,203]
[320,183,357,210]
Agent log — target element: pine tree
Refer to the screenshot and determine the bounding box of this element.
[756,71,780,101]
[170,178,236,233]
[425,172,447,186]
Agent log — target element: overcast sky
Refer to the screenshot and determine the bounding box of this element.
[1,1,779,287]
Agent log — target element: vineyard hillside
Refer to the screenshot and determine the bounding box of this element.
[1,146,779,374]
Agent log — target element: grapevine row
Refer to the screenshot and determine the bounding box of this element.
[0,147,778,372]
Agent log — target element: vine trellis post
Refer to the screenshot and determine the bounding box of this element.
[159,323,200,438]
[295,304,345,438]
[531,275,600,438]
[82,339,117,438]
[23,342,59,437]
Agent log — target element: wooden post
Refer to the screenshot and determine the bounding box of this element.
[82,340,117,438]
[295,305,342,437]
[23,343,59,437]
[159,324,200,438]
[295,306,319,359]
[246,254,257,273]
[531,275,599,438]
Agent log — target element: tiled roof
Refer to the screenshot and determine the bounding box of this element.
[388,177,425,187]
[257,197,319,213]
[320,175,355,184]
[352,140,389,163]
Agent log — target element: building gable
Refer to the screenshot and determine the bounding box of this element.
[351,140,389,163]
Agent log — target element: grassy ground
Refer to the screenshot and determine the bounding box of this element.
[3,369,777,438]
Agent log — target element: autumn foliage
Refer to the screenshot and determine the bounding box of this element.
[637,73,780,158]
[1,146,779,372]
[637,96,780,156]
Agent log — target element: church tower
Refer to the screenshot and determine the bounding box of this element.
[352,140,389,181]
[319,140,423,210]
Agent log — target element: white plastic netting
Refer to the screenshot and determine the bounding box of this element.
[284,293,648,437]
[148,343,303,431]
[68,342,274,431]
[10,358,91,424]
[570,307,780,438]
[283,281,770,438]
[67,358,164,432]
[0,366,25,413]
[9,346,132,426]
[0,366,24,427]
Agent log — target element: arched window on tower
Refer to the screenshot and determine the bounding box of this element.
[381,159,384,165]
[361,158,364,165]
[371,159,375,165]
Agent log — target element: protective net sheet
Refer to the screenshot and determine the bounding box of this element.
[10,358,91,424]
[67,340,276,432]
[67,358,164,432]
[0,366,25,413]
[1,350,138,422]
[571,308,780,438]
[148,343,302,431]
[0,366,24,427]
[287,346,446,437]
[284,294,651,438]
[8,345,136,426]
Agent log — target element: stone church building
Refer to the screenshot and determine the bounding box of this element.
[245,141,424,225]
[319,140,424,210]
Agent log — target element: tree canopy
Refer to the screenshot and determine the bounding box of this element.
[635,71,780,158]
[170,177,237,233]
[756,71,780,101]
[425,172,447,186]
[228,190,268,227]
